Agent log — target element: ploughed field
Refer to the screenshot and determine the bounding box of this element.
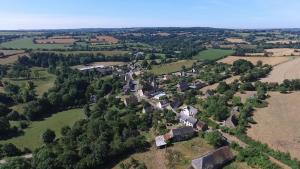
[247,92,300,159]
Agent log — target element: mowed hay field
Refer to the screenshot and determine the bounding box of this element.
[35,38,77,44]
[0,49,25,56]
[193,49,235,61]
[247,92,300,159]
[0,108,84,150]
[265,48,300,57]
[0,38,70,49]
[225,38,247,43]
[261,57,300,83]
[90,35,119,44]
[150,60,196,75]
[0,53,29,65]
[218,56,291,66]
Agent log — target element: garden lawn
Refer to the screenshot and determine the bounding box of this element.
[150,60,196,75]
[193,49,235,61]
[0,108,84,150]
[0,38,69,50]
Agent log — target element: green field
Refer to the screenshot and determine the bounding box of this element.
[0,38,69,49]
[0,108,84,150]
[193,49,235,61]
[4,68,56,97]
[150,60,196,75]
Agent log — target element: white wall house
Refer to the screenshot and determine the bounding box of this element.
[180,106,198,117]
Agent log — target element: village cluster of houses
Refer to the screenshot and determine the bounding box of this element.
[154,105,208,148]
[120,63,235,169]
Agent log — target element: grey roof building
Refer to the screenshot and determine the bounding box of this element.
[191,146,234,169]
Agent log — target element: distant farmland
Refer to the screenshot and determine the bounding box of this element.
[193,49,235,61]
[0,38,70,49]
[34,50,129,56]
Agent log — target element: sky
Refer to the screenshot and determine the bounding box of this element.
[1,0,300,30]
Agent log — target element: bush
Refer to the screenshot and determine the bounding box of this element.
[204,131,225,148]
[41,129,56,144]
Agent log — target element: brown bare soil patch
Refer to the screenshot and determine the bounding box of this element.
[218,56,290,66]
[261,57,300,83]
[90,36,119,44]
[247,92,300,160]
[265,48,300,57]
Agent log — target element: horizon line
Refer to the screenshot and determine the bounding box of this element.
[1,26,300,32]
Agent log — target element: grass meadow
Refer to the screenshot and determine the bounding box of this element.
[193,49,235,61]
[0,108,84,150]
[150,60,196,75]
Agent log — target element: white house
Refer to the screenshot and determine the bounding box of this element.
[180,106,198,117]
[153,92,166,100]
[156,100,169,109]
[155,135,167,148]
[179,113,198,127]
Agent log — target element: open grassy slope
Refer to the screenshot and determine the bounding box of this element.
[0,108,84,150]
[150,60,196,75]
[193,49,235,61]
